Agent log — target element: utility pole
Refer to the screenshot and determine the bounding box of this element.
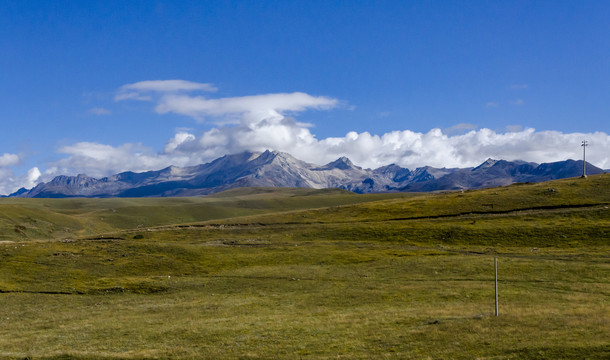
[581,140,588,178]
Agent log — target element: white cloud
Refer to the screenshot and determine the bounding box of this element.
[3,125,609,195]
[23,167,41,188]
[154,92,339,123]
[0,166,41,195]
[0,153,43,195]
[2,82,609,194]
[164,132,196,153]
[165,123,610,170]
[123,80,217,92]
[486,102,499,108]
[0,153,19,167]
[51,142,191,178]
[115,80,337,125]
[115,80,217,101]
[0,168,14,195]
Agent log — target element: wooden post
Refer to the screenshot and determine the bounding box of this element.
[494,256,499,317]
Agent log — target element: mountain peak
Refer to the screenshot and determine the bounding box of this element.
[250,150,302,167]
[324,156,360,170]
[8,187,29,197]
[474,158,499,170]
[8,151,606,198]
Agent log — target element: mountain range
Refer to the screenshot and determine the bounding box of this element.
[8,150,607,198]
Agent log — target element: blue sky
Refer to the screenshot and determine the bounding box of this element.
[1,1,609,194]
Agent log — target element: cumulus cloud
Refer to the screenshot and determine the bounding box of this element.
[0,153,19,167]
[0,153,43,195]
[164,132,197,153]
[3,125,609,195]
[48,142,193,179]
[2,81,609,194]
[0,169,15,195]
[153,82,606,170]
[32,125,609,187]
[0,163,41,196]
[162,123,610,171]
[42,81,610,180]
[310,128,608,169]
[23,167,41,188]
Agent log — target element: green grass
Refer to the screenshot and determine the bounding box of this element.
[0,175,608,359]
[0,188,412,242]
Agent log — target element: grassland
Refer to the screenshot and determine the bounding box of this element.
[0,175,609,359]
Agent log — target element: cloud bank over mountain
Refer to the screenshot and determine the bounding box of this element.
[1,80,609,195]
[0,152,41,195]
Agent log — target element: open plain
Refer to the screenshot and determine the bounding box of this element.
[0,175,609,359]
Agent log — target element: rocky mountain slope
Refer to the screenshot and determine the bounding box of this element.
[10,150,606,198]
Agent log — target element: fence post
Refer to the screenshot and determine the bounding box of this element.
[494,256,499,317]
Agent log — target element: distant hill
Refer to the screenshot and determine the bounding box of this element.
[10,150,606,198]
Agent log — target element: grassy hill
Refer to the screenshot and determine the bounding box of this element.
[0,188,410,242]
[0,175,608,359]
